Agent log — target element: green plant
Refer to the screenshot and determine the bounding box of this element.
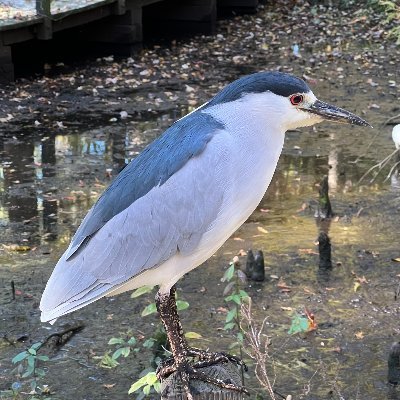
[222,258,249,341]
[100,285,197,398]
[11,342,50,396]
[128,371,161,399]
[221,257,250,385]
[379,0,400,43]
[99,334,139,368]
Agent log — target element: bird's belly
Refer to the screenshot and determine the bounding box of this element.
[109,137,281,296]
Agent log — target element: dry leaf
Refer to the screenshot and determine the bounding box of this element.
[103,384,116,389]
[257,226,269,234]
[355,331,364,339]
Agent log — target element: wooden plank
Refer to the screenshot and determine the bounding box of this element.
[1,26,37,45]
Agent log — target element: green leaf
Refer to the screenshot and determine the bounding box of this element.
[128,376,147,394]
[27,355,36,369]
[176,300,189,311]
[141,303,157,317]
[153,382,161,393]
[12,352,28,364]
[222,263,235,282]
[230,294,242,305]
[112,348,124,360]
[288,313,311,335]
[224,322,235,331]
[184,332,202,339]
[35,368,45,377]
[127,337,136,346]
[145,372,158,385]
[130,285,154,298]
[143,384,151,395]
[143,338,155,349]
[223,281,235,295]
[226,308,237,323]
[30,380,37,392]
[236,332,244,343]
[99,353,119,368]
[28,348,37,356]
[22,364,34,378]
[108,337,125,346]
[31,343,42,351]
[37,355,49,362]
[239,290,249,299]
[121,347,131,358]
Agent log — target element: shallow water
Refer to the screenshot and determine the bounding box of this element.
[1,101,400,399]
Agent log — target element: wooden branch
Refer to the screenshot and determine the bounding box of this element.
[161,361,245,400]
[41,323,84,349]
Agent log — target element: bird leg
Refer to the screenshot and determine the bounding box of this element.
[155,286,248,398]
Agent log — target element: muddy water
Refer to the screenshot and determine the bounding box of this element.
[1,42,400,400]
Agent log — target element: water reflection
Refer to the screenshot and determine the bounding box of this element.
[0,113,393,251]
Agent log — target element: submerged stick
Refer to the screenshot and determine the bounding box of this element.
[388,342,400,385]
[318,232,332,269]
[315,176,333,219]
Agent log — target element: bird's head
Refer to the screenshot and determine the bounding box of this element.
[207,72,371,132]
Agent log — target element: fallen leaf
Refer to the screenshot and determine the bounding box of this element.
[298,248,318,255]
[303,287,315,295]
[103,384,116,389]
[355,331,364,339]
[257,226,269,234]
[2,244,31,252]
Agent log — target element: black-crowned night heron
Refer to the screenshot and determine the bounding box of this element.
[40,71,370,396]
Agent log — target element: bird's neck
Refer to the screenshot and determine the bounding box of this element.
[202,98,285,160]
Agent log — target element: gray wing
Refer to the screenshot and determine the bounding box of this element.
[40,115,232,322]
[67,112,224,259]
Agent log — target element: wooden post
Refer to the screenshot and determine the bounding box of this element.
[36,0,52,40]
[160,361,245,400]
[81,0,143,55]
[0,39,14,83]
[36,0,51,16]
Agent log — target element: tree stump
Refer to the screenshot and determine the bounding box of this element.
[160,361,245,400]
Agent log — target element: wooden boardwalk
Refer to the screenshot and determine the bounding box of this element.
[0,0,258,82]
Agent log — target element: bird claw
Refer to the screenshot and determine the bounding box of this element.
[158,359,248,400]
[186,347,248,371]
[157,347,248,399]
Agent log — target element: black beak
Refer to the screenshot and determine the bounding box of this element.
[304,100,372,127]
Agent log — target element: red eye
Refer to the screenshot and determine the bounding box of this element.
[290,94,304,106]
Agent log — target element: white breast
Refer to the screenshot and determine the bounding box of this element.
[110,94,286,296]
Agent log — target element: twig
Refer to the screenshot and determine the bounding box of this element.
[384,113,400,126]
[240,299,277,400]
[384,160,400,182]
[40,324,84,349]
[357,148,399,184]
